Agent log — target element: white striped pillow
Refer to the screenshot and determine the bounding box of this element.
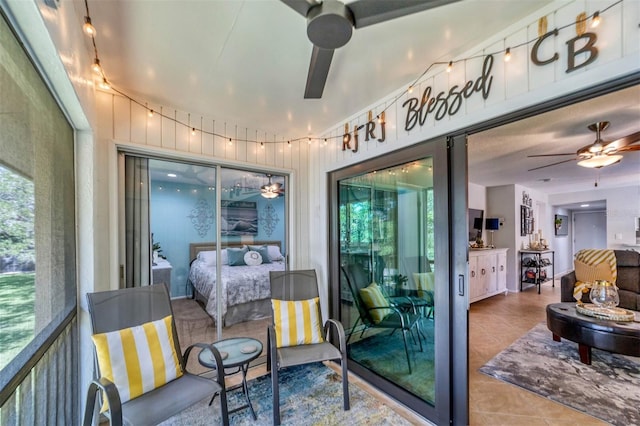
[271,297,324,348]
[91,315,182,411]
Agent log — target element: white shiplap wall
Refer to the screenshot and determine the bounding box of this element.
[306,0,640,293]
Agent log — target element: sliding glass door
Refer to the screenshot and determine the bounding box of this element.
[330,137,467,423]
[120,154,288,355]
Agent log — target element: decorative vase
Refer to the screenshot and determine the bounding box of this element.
[589,280,619,308]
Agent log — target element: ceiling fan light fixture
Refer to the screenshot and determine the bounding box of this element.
[577,154,622,168]
[261,174,282,198]
[588,141,604,153]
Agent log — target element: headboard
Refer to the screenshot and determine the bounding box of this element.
[189,240,282,262]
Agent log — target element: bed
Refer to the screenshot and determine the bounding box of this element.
[187,241,285,326]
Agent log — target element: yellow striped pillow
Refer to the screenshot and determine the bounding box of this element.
[271,297,324,348]
[91,315,182,411]
[359,283,392,324]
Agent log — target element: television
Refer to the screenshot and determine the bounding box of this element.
[468,209,484,242]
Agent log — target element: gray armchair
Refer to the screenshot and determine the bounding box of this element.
[267,270,349,425]
[83,284,229,426]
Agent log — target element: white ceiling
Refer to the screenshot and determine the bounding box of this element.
[88,0,553,137]
[87,0,639,195]
[468,85,640,195]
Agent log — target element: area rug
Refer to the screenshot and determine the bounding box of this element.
[160,362,412,425]
[479,322,640,426]
[348,319,436,403]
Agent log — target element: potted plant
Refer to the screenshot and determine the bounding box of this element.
[152,235,166,265]
[554,217,563,231]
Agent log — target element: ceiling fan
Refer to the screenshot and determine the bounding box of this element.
[260,174,285,199]
[528,121,640,171]
[281,0,459,99]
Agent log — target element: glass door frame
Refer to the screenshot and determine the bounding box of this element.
[328,136,468,424]
[117,149,291,343]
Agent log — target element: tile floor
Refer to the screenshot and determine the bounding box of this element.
[469,280,606,425]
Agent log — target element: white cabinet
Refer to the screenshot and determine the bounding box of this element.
[469,248,508,303]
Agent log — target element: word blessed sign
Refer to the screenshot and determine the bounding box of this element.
[401,30,600,133]
[403,55,494,132]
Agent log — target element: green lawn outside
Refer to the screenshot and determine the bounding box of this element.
[0,272,35,371]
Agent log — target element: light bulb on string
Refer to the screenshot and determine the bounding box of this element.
[228,138,233,146]
[91,58,102,75]
[99,78,111,90]
[408,85,413,94]
[592,11,600,28]
[504,47,511,62]
[447,61,453,72]
[260,142,265,149]
[83,16,96,36]
[191,128,196,136]
[148,109,154,118]
[308,138,312,145]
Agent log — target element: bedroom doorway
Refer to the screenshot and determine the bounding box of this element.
[119,153,289,357]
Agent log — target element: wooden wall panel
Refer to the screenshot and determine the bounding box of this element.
[161,108,176,150]
[113,95,130,142]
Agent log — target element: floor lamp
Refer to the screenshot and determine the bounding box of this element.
[485,218,500,248]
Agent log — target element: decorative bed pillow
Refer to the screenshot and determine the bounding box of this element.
[248,245,271,263]
[227,246,249,266]
[267,245,284,261]
[197,249,228,266]
[244,250,263,266]
[271,297,324,348]
[91,315,182,411]
[359,283,391,324]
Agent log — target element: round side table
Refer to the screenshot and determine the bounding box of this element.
[198,337,263,419]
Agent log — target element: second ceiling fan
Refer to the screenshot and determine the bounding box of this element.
[281,0,459,99]
[528,121,640,171]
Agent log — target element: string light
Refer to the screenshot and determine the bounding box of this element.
[81,0,621,149]
[83,16,96,36]
[91,58,102,75]
[99,78,111,90]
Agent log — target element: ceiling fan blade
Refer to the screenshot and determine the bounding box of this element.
[616,144,640,152]
[348,0,460,28]
[527,153,575,158]
[603,130,640,152]
[280,0,315,17]
[528,158,576,172]
[304,46,334,99]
